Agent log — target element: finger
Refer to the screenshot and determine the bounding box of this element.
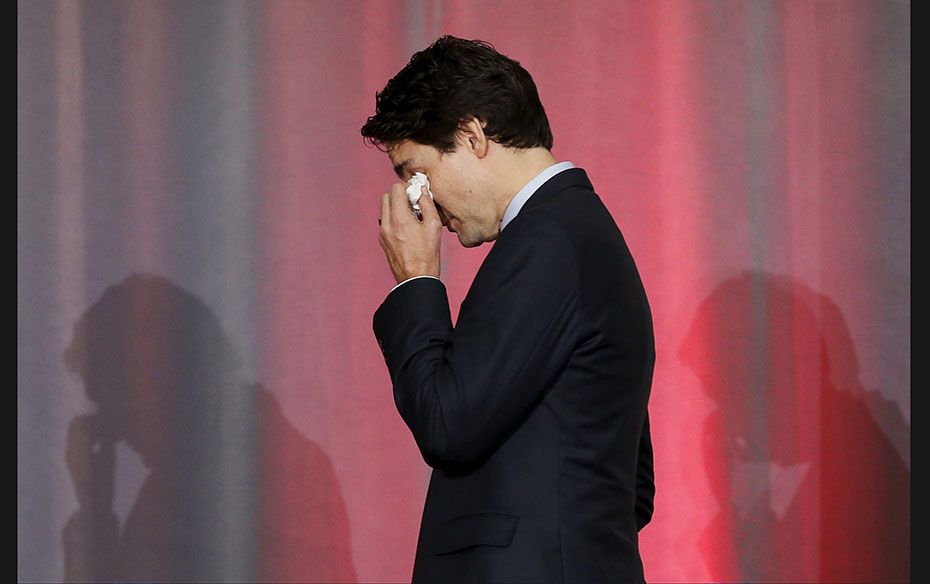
[417,185,440,224]
[390,183,411,218]
[380,192,391,228]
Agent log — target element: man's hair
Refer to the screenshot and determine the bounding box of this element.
[360,35,553,154]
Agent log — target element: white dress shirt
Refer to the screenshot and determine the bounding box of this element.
[389,160,576,293]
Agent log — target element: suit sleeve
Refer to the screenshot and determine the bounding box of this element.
[373,216,580,471]
[635,410,655,531]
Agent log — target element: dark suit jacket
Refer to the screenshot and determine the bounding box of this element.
[373,167,656,583]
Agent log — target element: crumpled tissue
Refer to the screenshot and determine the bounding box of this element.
[406,172,433,217]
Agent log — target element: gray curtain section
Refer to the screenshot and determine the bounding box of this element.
[19,1,262,581]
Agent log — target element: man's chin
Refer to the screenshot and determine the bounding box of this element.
[456,232,493,248]
[452,231,474,248]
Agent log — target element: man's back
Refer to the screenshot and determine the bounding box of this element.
[374,167,655,583]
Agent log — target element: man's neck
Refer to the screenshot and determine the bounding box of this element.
[496,148,559,222]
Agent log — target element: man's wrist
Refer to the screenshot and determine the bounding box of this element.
[391,275,441,293]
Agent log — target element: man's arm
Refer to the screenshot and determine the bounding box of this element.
[373,215,579,471]
[635,410,655,531]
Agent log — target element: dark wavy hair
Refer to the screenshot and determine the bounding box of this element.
[360,35,553,154]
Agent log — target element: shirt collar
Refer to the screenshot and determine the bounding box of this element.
[500,161,576,231]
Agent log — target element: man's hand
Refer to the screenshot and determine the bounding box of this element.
[379,182,442,284]
[65,413,115,510]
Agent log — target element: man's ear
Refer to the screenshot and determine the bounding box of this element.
[457,116,489,159]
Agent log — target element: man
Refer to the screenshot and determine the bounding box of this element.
[361,35,655,583]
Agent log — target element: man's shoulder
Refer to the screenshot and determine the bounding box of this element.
[500,186,606,249]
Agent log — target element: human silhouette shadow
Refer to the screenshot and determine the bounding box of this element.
[61,273,357,582]
[679,270,909,583]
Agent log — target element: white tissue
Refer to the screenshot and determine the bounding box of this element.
[406,172,433,214]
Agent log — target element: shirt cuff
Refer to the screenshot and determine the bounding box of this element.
[391,275,441,293]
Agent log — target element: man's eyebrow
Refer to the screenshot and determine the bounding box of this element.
[393,158,412,180]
